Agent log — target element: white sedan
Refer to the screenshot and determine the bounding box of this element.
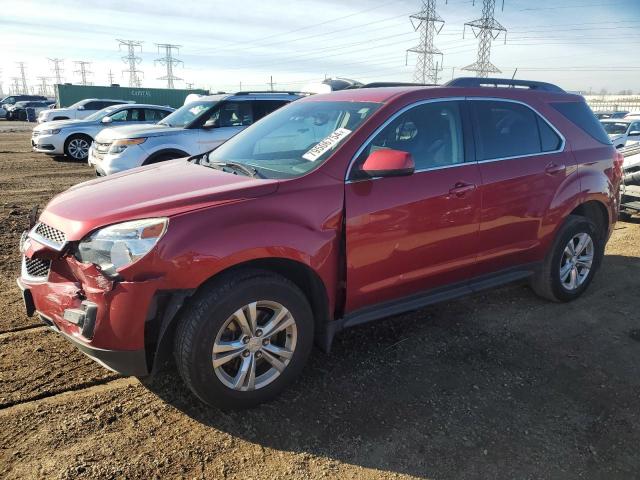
[31,104,174,160]
[37,98,134,123]
[600,118,640,149]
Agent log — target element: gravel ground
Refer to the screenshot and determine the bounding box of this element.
[1,125,639,479]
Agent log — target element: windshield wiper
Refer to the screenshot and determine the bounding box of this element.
[206,160,262,178]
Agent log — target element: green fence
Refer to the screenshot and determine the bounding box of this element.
[54,84,209,108]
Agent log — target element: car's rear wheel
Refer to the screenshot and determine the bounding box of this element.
[174,270,314,409]
[531,215,603,302]
[64,134,92,161]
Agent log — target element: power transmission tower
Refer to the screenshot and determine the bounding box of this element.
[117,39,144,87]
[36,76,50,96]
[48,58,64,85]
[108,69,115,85]
[74,61,92,85]
[406,0,445,84]
[155,44,183,89]
[462,0,507,78]
[16,62,28,94]
[10,77,21,94]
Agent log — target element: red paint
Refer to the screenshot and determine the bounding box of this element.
[20,85,621,364]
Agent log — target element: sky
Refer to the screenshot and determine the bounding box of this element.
[1,0,639,95]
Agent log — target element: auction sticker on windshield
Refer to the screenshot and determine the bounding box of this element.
[302,128,352,161]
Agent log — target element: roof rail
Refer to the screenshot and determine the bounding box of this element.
[444,77,565,93]
[233,90,303,96]
[358,82,437,89]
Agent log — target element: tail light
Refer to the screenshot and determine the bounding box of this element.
[614,150,624,179]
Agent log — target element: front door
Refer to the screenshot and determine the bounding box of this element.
[345,100,481,313]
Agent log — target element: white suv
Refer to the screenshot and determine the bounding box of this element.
[88,92,302,176]
[38,98,134,124]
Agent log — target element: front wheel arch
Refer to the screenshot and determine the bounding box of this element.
[143,149,190,165]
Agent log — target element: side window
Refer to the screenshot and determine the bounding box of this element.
[252,100,289,121]
[210,101,253,127]
[109,109,129,122]
[630,122,640,134]
[83,101,102,110]
[128,108,144,121]
[144,109,169,121]
[536,116,562,152]
[471,100,541,160]
[551,101,611,145]
[355,101,465,172]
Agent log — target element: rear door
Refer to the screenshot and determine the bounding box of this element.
[344,99,481,312]
[469,99,574,275]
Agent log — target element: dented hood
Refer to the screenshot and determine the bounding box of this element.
[40,159,278,241]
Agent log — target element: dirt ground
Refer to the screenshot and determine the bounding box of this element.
[1,124,639,479]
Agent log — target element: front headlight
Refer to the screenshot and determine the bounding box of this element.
[76,218,168,271]
[41,128,61,135]
[109,137,147,154]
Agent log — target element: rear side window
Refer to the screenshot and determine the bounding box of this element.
[471,100,542,160]
[144,108,170,121]
[537,116,562,151]
[551,101,611,145]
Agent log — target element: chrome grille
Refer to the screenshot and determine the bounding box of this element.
[23,256,51,279]
[33,222,67,248]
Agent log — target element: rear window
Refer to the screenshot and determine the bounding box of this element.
[551,102,611,145]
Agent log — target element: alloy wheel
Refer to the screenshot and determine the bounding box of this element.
[212,300,297,391]
[68,138,90,160]
[559,232,594,291]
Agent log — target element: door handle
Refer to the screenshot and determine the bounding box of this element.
[448,182,476,197]
[545,162,566,175]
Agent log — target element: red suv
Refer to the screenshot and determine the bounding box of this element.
[18,78,622,408]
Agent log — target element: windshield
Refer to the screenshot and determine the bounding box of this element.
[84,106,121,122]
[601,122,629,135]
[206,100,380,178]
[160,101,215,128]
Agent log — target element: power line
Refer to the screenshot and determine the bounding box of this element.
[16,62,28,94]
[462,0,507,78]
[118,39,144,88]
[74,61,92,86]
[406,0,445,84]
[48,58,64,85]
[155,43,183,89]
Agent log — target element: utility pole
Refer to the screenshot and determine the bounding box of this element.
[268,76,274,91]
[74,61,92,85]
[117,39,144,88]
[16,62,28,94]
[155,43,183,89]
[406,0,445,84]
[48,58,64,85]
[108,69,115,85]
[186,82,194,89]
[462,0,507,78]
[36,76,50,96]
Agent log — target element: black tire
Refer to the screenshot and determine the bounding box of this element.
[64,134,92,161]
[530,215,603,302]
[174,270,314,409]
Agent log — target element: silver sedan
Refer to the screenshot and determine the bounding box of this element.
[31,104,175,161]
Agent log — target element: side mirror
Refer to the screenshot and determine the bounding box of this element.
[361,149,415,177]
[629,131,640,136]
[101,116,113,124]
[77,105,85,111]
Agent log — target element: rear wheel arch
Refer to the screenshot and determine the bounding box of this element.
[569,200,609,241]
[52,116,69,121]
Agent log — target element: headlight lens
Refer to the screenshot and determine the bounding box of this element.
[109,137,146,154]
[76,218,168,270]
[41,128,61,135]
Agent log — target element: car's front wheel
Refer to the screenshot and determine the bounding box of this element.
[64,134,92,161]
[174,270,314,409]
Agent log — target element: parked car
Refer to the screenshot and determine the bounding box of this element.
[625,111,640,119]
[5,100,55,121]
[0,94,48,108]
[17,78,622,409]
[38,98,134,123]
[594,110,628,120]
[31,104,175,161]
[88,91,301,176]
[0,106,6,119]
[619,143,640,220]
[599,118,640,148]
